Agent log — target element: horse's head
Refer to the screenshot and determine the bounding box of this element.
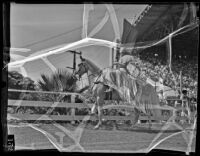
[75,59,89,79]
[71,72,78,81]
[75,55,101,80]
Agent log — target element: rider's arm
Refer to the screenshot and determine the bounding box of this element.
[113,62,126,68]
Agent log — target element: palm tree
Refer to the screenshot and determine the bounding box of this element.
[37,69,77,101]
[37,69,78,115]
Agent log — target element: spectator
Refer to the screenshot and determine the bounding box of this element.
[135,50,198,101]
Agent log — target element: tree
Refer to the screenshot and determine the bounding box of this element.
[37,69,78,115]
[8,71,37,100]
[8,71,38,114]
[37,69,77,101]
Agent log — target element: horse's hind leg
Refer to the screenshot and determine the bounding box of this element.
[148,115,152,130]
[130,108,140,128]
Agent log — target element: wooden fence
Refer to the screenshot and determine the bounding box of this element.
[7,98,195,124]
[7,88,196,124]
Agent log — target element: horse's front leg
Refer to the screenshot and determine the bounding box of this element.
[89,102,97,115]
[94,96,103,129]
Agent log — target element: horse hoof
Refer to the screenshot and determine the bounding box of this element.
[93,126,99,130]
[94,125,100,130]
[89,112,95,116]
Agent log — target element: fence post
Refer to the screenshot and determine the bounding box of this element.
[71,95,75,125]
[186,100,191,124]
[180,96,185,124]
[180,70,182,96]
[111,47,114,68]
[172,109,176,124]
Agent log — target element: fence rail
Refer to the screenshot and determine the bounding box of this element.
[7,89,196,124]
[7,99,194,111]
[7,99,195,123]
[8,113,189,122]
[8,100,91,108]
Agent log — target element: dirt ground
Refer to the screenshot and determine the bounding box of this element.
[7,122,196,153]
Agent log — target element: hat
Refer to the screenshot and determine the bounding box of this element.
[120,48,130,56]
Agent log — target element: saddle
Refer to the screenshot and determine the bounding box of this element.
[93,81,113,100]
[93,67,143,101]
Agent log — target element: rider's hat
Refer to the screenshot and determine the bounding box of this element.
[120,47,131,56]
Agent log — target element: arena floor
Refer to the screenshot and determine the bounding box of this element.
[8,122,196,153]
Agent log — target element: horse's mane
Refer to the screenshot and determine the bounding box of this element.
[84,58,101,74]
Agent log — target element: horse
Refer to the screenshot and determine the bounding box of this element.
[75,56,162,129]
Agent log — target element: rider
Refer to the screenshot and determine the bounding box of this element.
[117,47,141,78]
[105,48,141,92]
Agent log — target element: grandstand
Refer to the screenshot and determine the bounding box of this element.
[121,3,198,99]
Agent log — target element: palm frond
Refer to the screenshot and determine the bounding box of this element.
[37,68,78,101]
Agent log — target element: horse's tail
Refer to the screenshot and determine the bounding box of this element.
[136,83,161,119]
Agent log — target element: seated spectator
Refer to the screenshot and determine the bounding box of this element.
[136,49,197,102]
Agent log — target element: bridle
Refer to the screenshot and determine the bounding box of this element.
[76,62,101,80]
[76,62,103,91]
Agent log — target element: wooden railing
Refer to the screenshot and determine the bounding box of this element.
[7,99,195,124]
[7,89,196,124]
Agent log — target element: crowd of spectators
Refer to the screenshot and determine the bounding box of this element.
[132,51,198,101]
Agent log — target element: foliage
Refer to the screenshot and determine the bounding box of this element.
[37,69,78,102]
[36,69,79,115]
[8,71,39,114]
[8,71,37,100]
[8,69,93,117]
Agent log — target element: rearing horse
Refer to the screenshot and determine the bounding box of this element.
[75,56,161,129]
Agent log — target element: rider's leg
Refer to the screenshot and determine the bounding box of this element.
[105,86,112,92]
